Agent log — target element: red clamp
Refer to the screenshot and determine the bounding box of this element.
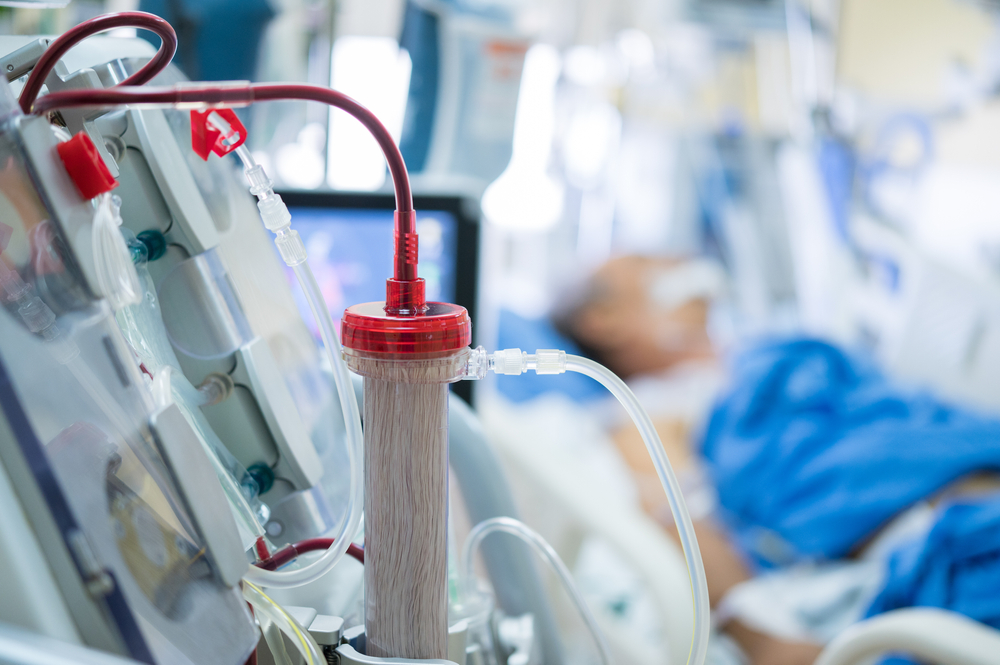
[190,109,248,160]
[55,131,117,200]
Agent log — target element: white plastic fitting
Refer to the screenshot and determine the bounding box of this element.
[485,349,567,376]
[534,349,567,375]
[491,348,528,376]
[274,230,307,267]
[258,194,292,233]
[234,146,305,268]
[244,163,273,198]
[463,346,490,380]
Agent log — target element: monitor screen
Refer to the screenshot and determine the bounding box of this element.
[282,207,459,338]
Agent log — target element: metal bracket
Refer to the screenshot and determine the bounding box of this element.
[0,38,49,82]
[335,644,460,665]
[331,621,468,665]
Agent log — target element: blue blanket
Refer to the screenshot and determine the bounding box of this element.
[866,495,1000,665]
[699,338,1000,567]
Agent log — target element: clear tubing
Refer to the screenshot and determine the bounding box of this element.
[91,194,141,311]
[260,618,293,665]
[234,143,364,588]
[243,580,324,665]
[563,355,710,665]
[461,516,614,665]
[151,365,210,408]
[240,262,364,588]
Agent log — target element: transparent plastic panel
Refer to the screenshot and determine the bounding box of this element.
[0,118,257,665]
[116,247,268,545]
[156,248,253,360]
[0,128,91,329]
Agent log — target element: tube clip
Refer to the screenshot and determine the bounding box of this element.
[190,108,247,160]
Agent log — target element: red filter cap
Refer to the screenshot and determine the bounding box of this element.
[341,299,472,355]
[56,131,117,200]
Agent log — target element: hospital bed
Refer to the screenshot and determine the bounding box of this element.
[817,609,1000,665]
[480,389,1000,665]
[479,393,694,665]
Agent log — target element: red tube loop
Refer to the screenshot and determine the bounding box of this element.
[254,537,365,569]
[28,82,416,272]
[251,84,413,215]
[18,11,177,114]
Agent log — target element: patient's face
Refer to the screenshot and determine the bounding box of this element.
[569,256,715,377]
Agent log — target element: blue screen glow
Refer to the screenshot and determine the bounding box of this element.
[284,207,458,339]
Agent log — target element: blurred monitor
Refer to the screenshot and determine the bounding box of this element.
[685,0,786,30]
[277,191,481,403]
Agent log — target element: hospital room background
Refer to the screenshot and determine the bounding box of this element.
[4,0,1000,664]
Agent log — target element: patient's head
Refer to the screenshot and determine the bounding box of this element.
[553,255,721,378]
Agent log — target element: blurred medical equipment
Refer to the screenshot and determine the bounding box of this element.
[682,0,786,31]
[0,55,258,665]
[399,0,530,189]
[0,10,711,665]
[137,0,275,81]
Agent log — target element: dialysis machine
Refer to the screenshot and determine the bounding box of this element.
[0,12,709,665]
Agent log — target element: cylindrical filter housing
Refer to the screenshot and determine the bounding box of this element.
[342,296,471,660]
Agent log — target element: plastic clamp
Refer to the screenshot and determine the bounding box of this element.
[55,132,117,200]
[190,108,247,160]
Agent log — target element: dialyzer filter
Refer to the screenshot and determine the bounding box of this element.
[341,219,471,660]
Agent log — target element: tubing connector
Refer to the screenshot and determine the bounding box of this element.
[484,349,568,376]
[257,198,288,229]
[244,163,274,199]
[393,211,419,281]
[233,145,306,267]
[274,229,306,267]
[173,81,254,109]
[463,346,489,380]
[197,372,234,406]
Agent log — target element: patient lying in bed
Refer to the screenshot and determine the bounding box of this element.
[552,255,1000,665]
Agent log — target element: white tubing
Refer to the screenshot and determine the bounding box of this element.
[563,354,710,665]
[814,608,1000,665]
[239,266,364,587]
[243,262,365,587]
[151,365,209,408]
[243,580,325,665]
[260,618,293,665]
[462,516,614,665]
[91,193,141,311]
[236,143,365,588]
